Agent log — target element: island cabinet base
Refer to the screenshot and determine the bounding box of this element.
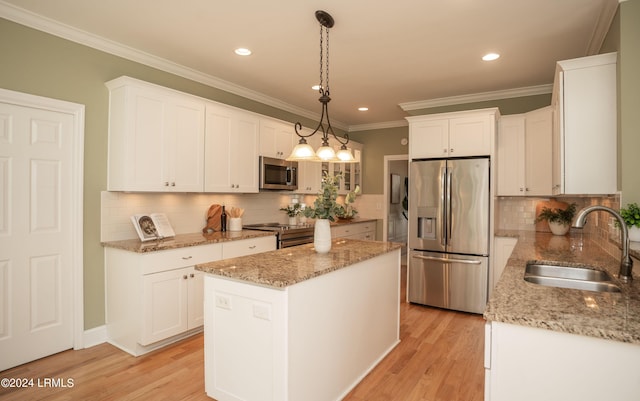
[485,321,640,401]
[204,249,401,401]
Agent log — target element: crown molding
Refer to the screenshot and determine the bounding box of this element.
[0,1,349,130]
[399,84,553,111]
[348,120,408,132]
[586,0,619,55]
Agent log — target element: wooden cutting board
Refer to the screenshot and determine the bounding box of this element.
[202,204,222,233]
[535,199,569,232]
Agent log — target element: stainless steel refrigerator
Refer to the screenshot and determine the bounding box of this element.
[408,157,490,314]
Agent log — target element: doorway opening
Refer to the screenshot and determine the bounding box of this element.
[383,155,409,265]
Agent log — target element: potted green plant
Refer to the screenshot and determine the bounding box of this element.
[620,202,640,242]
[303,171,343,253]
[280,203,301,226]
[535,202,577,235]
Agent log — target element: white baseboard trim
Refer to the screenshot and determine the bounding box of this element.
[83,325,107,348]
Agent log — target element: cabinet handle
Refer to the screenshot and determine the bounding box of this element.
[450,148,454,153]
[190,273,195,278]
[182,256,193,260]
[183,275,188,280]
[165,182,169,186]
[519,187,524,192]
[443,148,447,153]
[526,187,530,192]
[171,182,175,187]
[249,245,256,249]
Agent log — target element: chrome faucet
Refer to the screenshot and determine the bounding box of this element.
[572,205,633,283]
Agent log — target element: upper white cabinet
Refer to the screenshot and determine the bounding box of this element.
[552,52,617,195]
[106,76,205,192]
[259,118,295,159]
[407,108,498,159]
[204,102,260,193]
[497,107,553,196]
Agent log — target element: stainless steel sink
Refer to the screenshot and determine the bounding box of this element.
[524,262,621,293]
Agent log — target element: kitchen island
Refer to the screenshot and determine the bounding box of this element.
[485,231,640,401]
[195,238,402,401]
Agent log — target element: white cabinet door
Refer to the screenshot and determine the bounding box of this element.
[141,267,189,345]
[297,160,323,194]
[259,118,295,159]
[204,102,259,193]
[188,268,205,329]
[524,107,553,196]
[106,77,205,192]
[497,115,526,196]
[552,53,617,195]
[409,118,449,159]
[408,109,497,159]
[449,115,492,156]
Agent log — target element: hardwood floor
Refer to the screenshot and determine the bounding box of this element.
[0,267,485,401]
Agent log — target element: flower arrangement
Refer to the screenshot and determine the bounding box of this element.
[279,203,301,217]
[303,171,343,222]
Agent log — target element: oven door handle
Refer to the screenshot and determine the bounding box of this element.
[281,237,314,248]
[412,254,481,265]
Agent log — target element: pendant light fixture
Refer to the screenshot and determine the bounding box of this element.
[286,10,355,163]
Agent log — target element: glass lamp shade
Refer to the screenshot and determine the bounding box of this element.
[336,147,356,162]
[316,145,337,161]
[286,142,319,161]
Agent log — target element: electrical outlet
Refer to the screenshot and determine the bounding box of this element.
[215,294,231,310]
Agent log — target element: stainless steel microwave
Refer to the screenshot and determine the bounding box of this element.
[259,156,298,190]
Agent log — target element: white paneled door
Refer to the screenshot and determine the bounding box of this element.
[0,91,83,371]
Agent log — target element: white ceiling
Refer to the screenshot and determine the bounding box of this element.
[0,0,618,131]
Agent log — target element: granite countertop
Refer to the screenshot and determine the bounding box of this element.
[329,217,377,226]
[101,230,276,253]
[195,238,402,289]
[486,230,640,344]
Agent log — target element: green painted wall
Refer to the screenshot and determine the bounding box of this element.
[620,0,640,205]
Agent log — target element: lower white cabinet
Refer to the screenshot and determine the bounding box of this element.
[491,237,517,297]
[105,243,222,356]
[332,221,376,240]
[105,237,276,356]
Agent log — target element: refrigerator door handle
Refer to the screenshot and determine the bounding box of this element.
[440,166,447,247]
[412,254,482,265]
[446,168,453,242]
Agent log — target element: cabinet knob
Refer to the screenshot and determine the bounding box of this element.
[450,148,454,153]
[443,148,447,153]
[519,187,524,192]
[190,273,195,278]
[171,182,175,187]
[526,187,530,192]
[165,182,169,186]
[183,275,188,280]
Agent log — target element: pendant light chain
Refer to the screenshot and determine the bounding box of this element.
[319,24,330,96]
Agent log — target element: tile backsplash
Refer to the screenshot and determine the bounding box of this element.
[496,194,622,259]
[101,191,383,242]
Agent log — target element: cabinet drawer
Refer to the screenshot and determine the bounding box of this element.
[140,244,222,275]
[222,235,277,259]
[332,222,376,239]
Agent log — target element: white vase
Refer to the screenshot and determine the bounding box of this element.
[548,221,570,236]
[314,219,332,254]
[288,216,298,226]
[628,226,640,242]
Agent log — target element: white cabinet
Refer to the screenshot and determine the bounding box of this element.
[551,52,617,195]
[298,139,363,195]
[105,243,223,356]
[106,76,205,192]
[331,221,376,240]
[204,102,260,193]
[490,237,517,297]
[407,109,498,159]
[221,235,277,259]
[141,266,203,345]
[259,118,295,159]
[497,107,553,196]
[485,321,640,401]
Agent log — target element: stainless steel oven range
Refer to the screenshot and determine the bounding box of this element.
[243,223,314,249]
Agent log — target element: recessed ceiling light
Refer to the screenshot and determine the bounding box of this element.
[234,48,252,56]
[482,53,500,61]
[358,107,369,111]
